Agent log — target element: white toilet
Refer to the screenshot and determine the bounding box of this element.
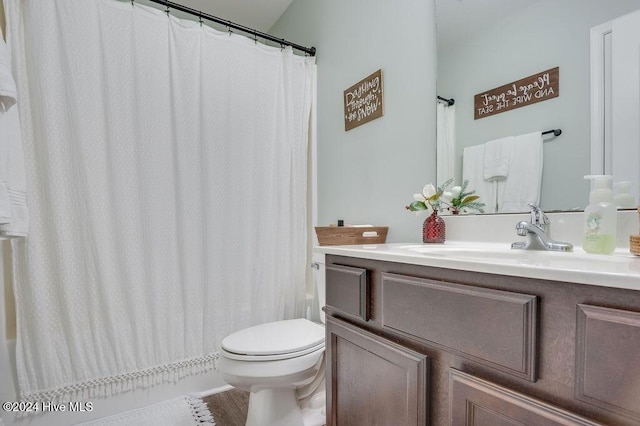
[218,254,326,426]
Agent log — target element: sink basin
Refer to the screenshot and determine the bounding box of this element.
[396,244,635,270]
[317,241,640,290]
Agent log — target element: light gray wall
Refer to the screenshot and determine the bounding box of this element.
[271,0,437,243]
[438,0,640,212]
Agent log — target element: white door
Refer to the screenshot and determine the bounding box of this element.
[611,8,640,202]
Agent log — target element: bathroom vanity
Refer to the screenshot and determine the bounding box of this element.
[316,243,640,426]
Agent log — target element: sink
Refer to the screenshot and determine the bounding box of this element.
[396,244,636,271]
[317,241,640,290]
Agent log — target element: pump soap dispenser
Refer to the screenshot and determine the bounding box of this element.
[613,181,636,209]
[583,175,617,254]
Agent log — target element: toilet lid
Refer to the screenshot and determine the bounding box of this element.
[222,318,325,357]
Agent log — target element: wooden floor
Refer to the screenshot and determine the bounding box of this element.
[204,388,250,426]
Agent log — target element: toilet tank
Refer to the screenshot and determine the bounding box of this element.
[311,252,326,324]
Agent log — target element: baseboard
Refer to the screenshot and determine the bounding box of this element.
[195,384,234,398]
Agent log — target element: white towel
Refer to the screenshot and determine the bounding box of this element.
[498,131,543,213]
[0,35,28,237]
[463,144,497,213]
[483,136,514,181]
[0,36,17,112]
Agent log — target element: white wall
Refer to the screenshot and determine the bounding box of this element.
[438,0,640,212]
[271,0,437,243]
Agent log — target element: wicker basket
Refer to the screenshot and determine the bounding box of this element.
[315,226,388,246]
[633,207,640,256]
[631,234,640,256]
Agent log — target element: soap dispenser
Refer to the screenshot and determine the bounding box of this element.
[613,181,636,209]
[583,175,617,254]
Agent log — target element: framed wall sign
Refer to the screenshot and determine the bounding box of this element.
[344,69,384,131]
[474,67,559,120]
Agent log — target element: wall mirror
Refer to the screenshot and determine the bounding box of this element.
[435,0,640,214]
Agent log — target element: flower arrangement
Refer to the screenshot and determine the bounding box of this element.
[406,178,485,215]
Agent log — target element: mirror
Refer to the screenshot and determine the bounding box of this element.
[436,0,640,213]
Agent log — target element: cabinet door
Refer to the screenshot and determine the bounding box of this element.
[326,315,429,426]
[575,304,640,420]
[450,370,601,426]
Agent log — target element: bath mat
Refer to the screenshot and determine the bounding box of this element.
[79,395,215,426]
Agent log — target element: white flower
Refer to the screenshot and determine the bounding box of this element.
[422,183,437,199]
[451,185,462,197]
[442,191,453,200]
[413,193,425,202]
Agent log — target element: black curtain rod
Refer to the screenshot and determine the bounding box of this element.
[437,96,455,106]
[145,0,316,56]
[542,129,562,136]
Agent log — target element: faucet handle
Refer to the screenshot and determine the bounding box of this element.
[527,203,549,226]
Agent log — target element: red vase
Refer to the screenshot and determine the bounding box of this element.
[423,211,445,243]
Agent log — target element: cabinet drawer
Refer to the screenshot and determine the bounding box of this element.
[326,264,369,321]
[450,370,600,425]
[381,273,537,380]
[576,304,640,420]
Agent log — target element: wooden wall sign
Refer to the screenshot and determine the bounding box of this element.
[474,67,559,120]
[344,69,384,131]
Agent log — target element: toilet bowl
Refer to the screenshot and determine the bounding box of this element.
[218,253,327,426]
[218,318,326,426]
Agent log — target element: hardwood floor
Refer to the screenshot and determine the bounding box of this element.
[204,388,249,426]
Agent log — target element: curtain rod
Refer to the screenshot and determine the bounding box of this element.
[145,0,316,56]
[437,96,455,106]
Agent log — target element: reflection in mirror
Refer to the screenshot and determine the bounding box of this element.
[436,0,640,213]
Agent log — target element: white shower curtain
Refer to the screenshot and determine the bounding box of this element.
[436,102,456,186]
[5,0,315,401]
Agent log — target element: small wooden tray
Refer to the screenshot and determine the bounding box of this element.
[315,226,388,246]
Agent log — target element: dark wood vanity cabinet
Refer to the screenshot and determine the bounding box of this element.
[324,254,640,426]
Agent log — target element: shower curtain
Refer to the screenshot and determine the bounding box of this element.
[436,102,456,186]
[5,0,315,401]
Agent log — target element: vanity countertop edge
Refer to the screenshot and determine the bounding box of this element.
[314,242,640,291]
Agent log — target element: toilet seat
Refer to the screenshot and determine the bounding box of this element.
[221,318,325,362]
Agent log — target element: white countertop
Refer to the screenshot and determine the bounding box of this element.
[315,242,640,291]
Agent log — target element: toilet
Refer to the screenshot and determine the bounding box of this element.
[218,254,326,426]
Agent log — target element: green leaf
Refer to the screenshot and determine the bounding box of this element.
[462,195,479,204]
[409,201,428,211]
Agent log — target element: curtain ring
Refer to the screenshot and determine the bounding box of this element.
[227,21,233,36]
[198,11,203,26]
[253,33,258,45]
[165,0,170,16]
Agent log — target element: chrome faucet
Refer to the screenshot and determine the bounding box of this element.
[511,204,573,252]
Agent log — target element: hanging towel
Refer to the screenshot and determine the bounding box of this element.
[462,144,497,213]
[436,103,456,184]
[498,131,543,213]
[0,36,17,112]
[483,136,514,181]
[0,35,28,237]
